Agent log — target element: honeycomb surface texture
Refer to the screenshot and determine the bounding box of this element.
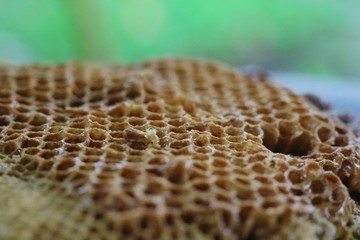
[0,59,360,240]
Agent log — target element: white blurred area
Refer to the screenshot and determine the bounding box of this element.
[272,72,360,116]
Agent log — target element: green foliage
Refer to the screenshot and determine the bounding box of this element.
[0,0,359,77]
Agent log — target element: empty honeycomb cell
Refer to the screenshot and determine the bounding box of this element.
[168,132,189,141]
[254,175,272,185]
[121,167,141,179]
[90,83,104,92]
[244,125,260,136]
[168,118,186,127]
[39,150,58,159]
[209,124,225,137]
[0,104,11,115]
[322,160,338,172]
[109,122,128,131]
[129,106,145,118]
[56,159,75,171]
[262,200,280,209]
[251,162,267,174]
[72,88,86,99]
[128,118,146,127]
[106,95,126,106]
[125,82,143,100]
[36,107,51,115]
[24,147,40,155]
[44,133,64,142]
[317,126,332,143]
[69,99,85,107]
[257,107,272,115]
[318,144,336,154]
[169,126,187,134]
[21,139,40,148]
[35,94,51,103]
[16,88,32,97]
[30,125,47,132]
[144,182,163,195]
[187,123,208,132]
[311,197,323,206]
[193,197,210,207]
[258,186,277,198]
[225,126,241,136]
[210,136,226,145]
[0,98,11,104]
[334,135,349,147]
[338,159,355,181]
[70,120,89,129]
[0,59,359,240]
[274,172,286,183]
[290,188,304,196]
[0,89,11,98]
[261,123,280,152]
[27,132,44,138]
[212,158,228,168]
[53,115,67,123]
[67,128,84,135]
[275,111,295,120]
[335,126,348,135]
[109,132,124,139]
[108,104,130,117]
[43,142,63,150]
[87,140,104,149]
[67,109,88,118]
[89,129,107,141]
[272,100,291,110]
[25,160,40,171]
[12,122,27,130]
[89,116,107,126]
[330,188,347,205]
[288,169,306,184]
[212,169,229,176]
[323,172,341,186]
[16,97,31,105]
[0,141,18,154]
[89,94,104,103]
[53,90,67,100]
[216,192,232,204]
[315,114,330,124]
[0,116,10,126]
[306,162,323,179]
[286,131,314,156]
[340,148,352,157]
[236,188,254,201]
[166,159,187,184]
[85,148,103,156]
[252,153,268,162]
[108,143,126,152]
[5,133,22,141]
[82,156,100,164]
[15,106,30,113]
[262,116,276,124]
[147,102,164,113]
[38,161,54,171]
[64,144,82,153]
[64,135,86,144]
[146,114,163,121]
[125,128,150,150]
[299,115,319,131]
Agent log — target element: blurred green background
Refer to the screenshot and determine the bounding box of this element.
[0,0,359,78]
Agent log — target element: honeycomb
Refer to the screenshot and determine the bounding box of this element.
[0,59,360,240]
